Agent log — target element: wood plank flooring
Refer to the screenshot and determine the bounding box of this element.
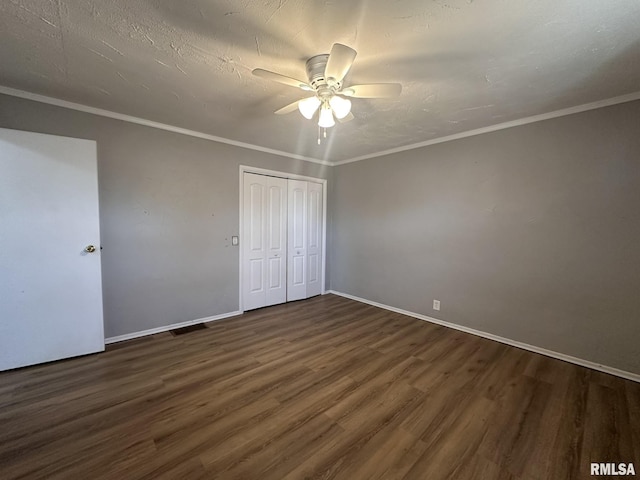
[1,294,638,479]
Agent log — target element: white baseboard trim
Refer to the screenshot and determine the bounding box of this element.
[327,290,640,383]
[105,310,242,345]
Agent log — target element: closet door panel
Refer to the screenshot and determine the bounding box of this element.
[265,177,287,306]
[243,173,267,310]
[249,259,264,292]
[287,179,308,301]
[307,181,323,297]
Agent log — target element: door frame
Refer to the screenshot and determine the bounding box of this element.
[238,165,327,313]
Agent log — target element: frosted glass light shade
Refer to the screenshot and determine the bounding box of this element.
[318,105,335,128]
[298,97,321,119]
[329,96,352,119]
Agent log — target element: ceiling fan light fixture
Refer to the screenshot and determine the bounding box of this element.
[329,96,352,119]
[298,96,321,119]
[253,43,401,135]
[318,104,335,128]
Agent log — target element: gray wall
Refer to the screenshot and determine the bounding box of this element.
[330,100,640,374]
[3,91,639,374]
[0,93,329,338]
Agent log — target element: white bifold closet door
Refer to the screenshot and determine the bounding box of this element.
[242,173,323,310]
[287,179,323,301]
[242,173,288,311]
[306,181,323,298]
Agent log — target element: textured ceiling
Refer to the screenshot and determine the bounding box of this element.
[1,0,640,162]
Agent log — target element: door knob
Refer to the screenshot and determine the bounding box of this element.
[84,245,96,253]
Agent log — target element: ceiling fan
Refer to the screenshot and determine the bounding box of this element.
[252,43,402,130]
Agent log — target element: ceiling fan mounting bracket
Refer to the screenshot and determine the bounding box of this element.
[306,54,342,95]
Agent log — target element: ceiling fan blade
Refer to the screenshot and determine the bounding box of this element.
[274,100,301,115]
[337,112,354,123]
[253,69,312,91]
[342,83,402,98]
[325,43,357,83]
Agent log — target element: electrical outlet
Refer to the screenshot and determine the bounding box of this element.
[231,236,239,246]
[433,299,440,311]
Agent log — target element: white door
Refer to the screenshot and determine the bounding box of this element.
[266,177,287,306]
[242,173,287,310]
[287,179,308,301]
[243,173,267,310]
[0,128,104,371]
[306,181,323,298]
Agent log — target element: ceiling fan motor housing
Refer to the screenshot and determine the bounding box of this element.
[306,54,341,98]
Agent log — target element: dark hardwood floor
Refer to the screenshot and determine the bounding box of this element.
[1,294,638,479]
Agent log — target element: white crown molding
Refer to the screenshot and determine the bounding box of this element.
[327,290,640,384]
[0,85,332,167]
[3,85,640,168]
[333,90,640,166]
[105,310,241,344]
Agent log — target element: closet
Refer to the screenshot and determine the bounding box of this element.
[242,172,324,311]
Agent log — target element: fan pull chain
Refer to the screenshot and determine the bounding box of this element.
[317,127,329,145]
